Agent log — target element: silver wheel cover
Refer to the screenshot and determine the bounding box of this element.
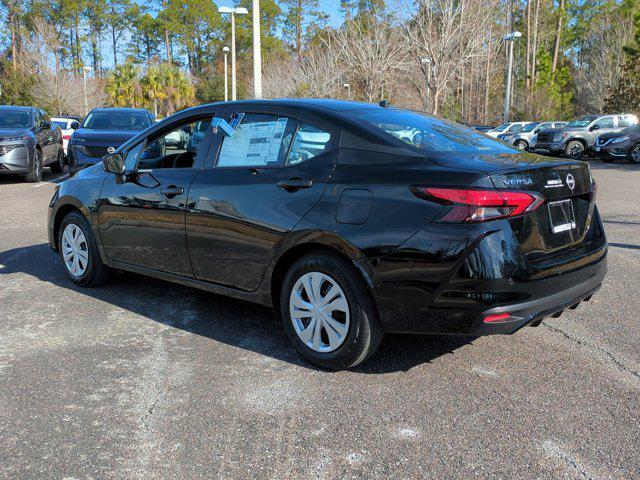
[290,272,350,353]
[62,224,89,277]
[632,146,640,162]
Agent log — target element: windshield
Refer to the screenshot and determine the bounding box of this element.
[522,122,539,132]
[0,110,31,129]
[493,123,510,131]
[82,111,150,130]
[567,116,597,128]
[356,110,519,154]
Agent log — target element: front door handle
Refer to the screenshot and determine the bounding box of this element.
[160,185,184,198]
[276,177,313,192]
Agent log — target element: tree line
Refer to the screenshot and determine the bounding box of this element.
[0,0,638,122]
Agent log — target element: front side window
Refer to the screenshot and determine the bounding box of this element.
[356,110,518,154]
[82,111,152,131]
[287,123,331,165]
[217,113,297,167]
[134,118,212,169]
[508,124,524,132]
[594,117,614,129]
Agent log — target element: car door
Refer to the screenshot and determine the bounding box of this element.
[97,113,216,276]
[37,110,55,161]
[186,108,338,291]
[589,116,616,145]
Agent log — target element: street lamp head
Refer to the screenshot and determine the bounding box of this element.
[82,66,93,72]
[343,83,350,88]
[504,31,522,41]
[218,6,234,13]
[421,57,431,64]
[223,46,230,52]
[234,7,248,14]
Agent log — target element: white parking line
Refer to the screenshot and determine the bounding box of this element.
[32,174,67,188]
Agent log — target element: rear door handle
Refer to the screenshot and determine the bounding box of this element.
[276,178,313,192]
[160,185,184,198]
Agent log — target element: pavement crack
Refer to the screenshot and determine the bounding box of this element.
[542,321,640,382]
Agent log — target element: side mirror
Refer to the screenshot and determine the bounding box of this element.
[103,153,125,175]
[40,120,52,129]
[590,124,600,131]
[70,121,80,130]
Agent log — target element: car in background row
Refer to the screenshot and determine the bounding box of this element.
[0,105,64,182]
[593,124,640,164]
[535,114,638,159]
[498,121,567,150]
[67,107,155,174]
[485,121,531,138]
[470,125,495,133]
[52,116,80,156]
[48,99,606,369]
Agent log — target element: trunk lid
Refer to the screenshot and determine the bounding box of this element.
[428,151,595,257]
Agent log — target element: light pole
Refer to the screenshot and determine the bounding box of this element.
[421,57,431,113]
[223,46,230,102]
[82,66,93,116]
[503,31,521,123]
[343,83,351,100]
[252,0,262,98]
[219,6,248,101]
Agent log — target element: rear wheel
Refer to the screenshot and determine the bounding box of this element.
[24,149,43,183]
[50,148,64,173]
[58,211,110,286]
[564,140,585,159]
[629,143,640,164]
[514,140,528,150]
[280,252,383,370]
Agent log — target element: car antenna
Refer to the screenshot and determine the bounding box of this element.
[379,100,390,108]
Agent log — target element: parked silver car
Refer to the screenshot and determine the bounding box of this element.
[498,121,567,150]
[536,114,638,158]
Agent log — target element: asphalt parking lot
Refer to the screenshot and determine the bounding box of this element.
[0,162,638,479]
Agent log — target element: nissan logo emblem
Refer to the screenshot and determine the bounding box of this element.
[107,147,115,154]
[566,173,575,190]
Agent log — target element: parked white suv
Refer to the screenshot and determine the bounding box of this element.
[486,122,531,138]
[52,117,80,156]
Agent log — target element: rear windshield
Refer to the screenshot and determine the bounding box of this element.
[82,111,151,130]
[356,110,518,154]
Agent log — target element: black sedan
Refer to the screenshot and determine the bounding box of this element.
[47,99,607,369]
[0,105,64,182]
[67,107,155,174]
[594,125,640,164]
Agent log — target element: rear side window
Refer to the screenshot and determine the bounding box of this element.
[217,113,297,167]
[287,123,331,165]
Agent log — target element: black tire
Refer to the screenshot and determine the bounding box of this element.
[50,147,64,173]
[58,211,110,287]
[514,140,528,150]
[564,140,585,159]
[280,252,383,370]
[629,143,640,164]
[24,149,43,183]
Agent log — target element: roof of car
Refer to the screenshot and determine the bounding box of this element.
[0,105,33,111]
[89,107,152,113]
[199,98,387,113]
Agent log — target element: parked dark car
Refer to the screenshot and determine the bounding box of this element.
[0,105,64,182]
[593,124,640,164]
[47,99,607,369]
[67,107,154,174]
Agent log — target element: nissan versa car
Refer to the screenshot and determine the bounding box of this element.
[0,105,64,182]
[48,100,607,369]
[593,124,640,164]
[67,107,154,174]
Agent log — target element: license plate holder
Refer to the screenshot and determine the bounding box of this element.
[548,199,576,234]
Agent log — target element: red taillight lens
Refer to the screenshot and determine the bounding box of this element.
[63,134,71,141]
[412,187,544,223]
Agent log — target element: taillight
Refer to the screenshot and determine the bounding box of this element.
[412,187,544,223]
[63,134,71,141]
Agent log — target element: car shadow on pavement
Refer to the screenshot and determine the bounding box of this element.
[588,161,640,172]
[0,243,476,373]
[0,169,68,185]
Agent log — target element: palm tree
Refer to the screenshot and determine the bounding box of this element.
[141,64,167,118]
[106,62,144,107]
[157,63,195,116]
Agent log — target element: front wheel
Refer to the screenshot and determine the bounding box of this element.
[24,149,43,183]
[50,148,65,173]
[280,252,383,370]
[629,143,640,164]
[514,140,528,150]
[564,140,585,159]
[58,211,110,286]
